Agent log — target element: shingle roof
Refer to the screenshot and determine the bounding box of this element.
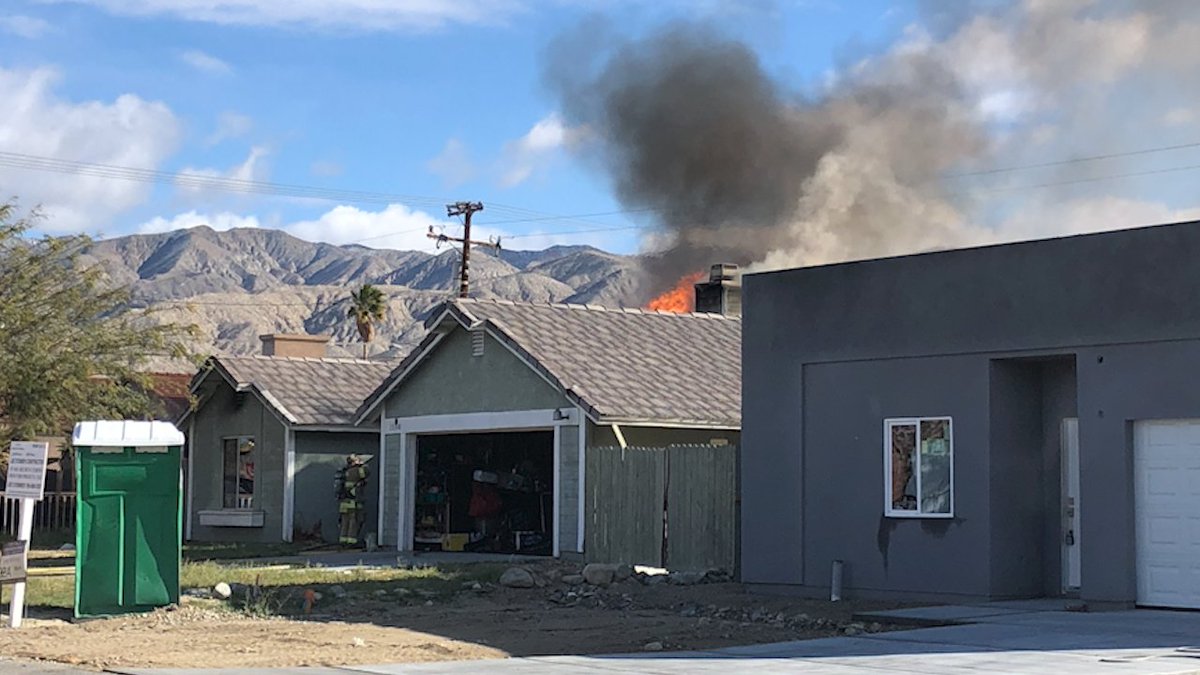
[208,356,395,427]
[360,299,741,428]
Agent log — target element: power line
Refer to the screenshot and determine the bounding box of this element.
[0,150,621,224]
[953,161,1200,195]
[949,140,1200,179]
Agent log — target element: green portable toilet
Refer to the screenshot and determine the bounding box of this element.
[72,420,184,617]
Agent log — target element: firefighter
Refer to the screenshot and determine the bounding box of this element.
[336,454,369,546]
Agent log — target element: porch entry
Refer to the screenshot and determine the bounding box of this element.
[1061,418,1081,593]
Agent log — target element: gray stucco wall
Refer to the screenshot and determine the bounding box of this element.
[799,356,992,597]
[743,220,1200,604]
[293,431,379,543]
[189,381,286,543]
[384,327,569,419]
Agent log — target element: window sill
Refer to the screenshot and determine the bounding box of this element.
[884,512,954,520]
[198,510,265,527]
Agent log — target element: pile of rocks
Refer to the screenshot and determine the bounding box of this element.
[669,601,883,635]
[498,562,731,590]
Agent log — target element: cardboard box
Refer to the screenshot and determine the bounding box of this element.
[442,533,470,552]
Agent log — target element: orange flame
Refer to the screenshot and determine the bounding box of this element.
[646,272,705,313]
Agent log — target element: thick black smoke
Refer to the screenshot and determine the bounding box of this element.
[548,24,840,294]
[547,2,1200,299]
[545,21,981,297]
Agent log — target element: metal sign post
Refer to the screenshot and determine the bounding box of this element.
[5,441,48,628]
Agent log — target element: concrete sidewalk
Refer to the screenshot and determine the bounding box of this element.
[23,605,1200,674]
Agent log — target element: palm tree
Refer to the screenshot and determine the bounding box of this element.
[348,284,387,358]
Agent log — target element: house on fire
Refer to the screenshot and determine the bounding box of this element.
[181,334,393,544]
[355,267,742,561]
[741,219,1200,609]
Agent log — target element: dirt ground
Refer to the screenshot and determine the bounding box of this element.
[0,562,905,671]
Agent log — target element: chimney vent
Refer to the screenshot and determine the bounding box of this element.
[259,334,332,358]
[693,264,741,317]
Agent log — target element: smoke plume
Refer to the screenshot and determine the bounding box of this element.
[546,2,1200,296]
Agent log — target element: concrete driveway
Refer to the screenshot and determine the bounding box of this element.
[27,603,1200,674]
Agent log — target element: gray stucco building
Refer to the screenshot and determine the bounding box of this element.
[742,220,1200,609]
[182,335,393,544]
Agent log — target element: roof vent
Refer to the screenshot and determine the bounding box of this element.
[471,331,485,357]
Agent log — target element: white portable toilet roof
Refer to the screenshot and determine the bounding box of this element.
[72,420,185,447]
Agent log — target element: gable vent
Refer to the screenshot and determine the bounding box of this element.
[471,331,485,357]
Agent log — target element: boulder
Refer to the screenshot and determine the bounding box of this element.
[667,571,705,586]
[499,567,535,589]
[212,582,232,600]
[613,563,633,581]
[562,574,584,585]
[582,563,617,586]
[643,641,664,652]
[329,584,347,598]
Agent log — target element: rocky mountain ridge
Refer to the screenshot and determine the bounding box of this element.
[82,226,646,365]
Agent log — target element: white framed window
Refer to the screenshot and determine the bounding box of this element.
[884,417,953,518]
[222,436,256,509]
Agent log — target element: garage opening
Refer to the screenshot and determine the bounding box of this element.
[414,430,554,555]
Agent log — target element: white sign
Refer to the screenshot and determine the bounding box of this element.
[6,442,49,500]
[0,541,27,583]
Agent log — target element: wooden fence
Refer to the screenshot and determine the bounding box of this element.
[1,492,77,537]
[586,444,737,572]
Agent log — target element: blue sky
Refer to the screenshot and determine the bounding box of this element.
[4,1,1200,261]
[0,0,910,253]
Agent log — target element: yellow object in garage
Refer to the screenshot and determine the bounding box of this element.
[442,533,470,552]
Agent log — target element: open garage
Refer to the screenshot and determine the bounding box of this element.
[413,430,554,556]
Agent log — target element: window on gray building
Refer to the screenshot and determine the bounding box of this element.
[884,417,953,518]
[222,437,256,509]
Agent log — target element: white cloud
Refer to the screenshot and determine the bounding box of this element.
[0,65,181,232]
[132,202,629,252]
[499,113,583,188]
[178,145,270,194]
[178,49,232,74]
[426,138,475,188]
[138,210,262,234]
[993,196,1200,243]
[310,160,344,177]
[205,111,252,146]
[1163,107,1196,127]
[0,14,52,38]
[276,203,448,249]
[43,0,525,32]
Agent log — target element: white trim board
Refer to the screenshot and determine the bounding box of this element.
[377,418,387,545]
[576,408,587,554]
[282,428,296,542]
[553,425,561,558]
[185,418,195,541]
[386,409,578,435]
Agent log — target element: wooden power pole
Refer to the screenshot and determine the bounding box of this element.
[428,201,497,298]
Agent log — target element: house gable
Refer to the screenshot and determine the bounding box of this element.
[188,376,287,543]
[383,325,570,419]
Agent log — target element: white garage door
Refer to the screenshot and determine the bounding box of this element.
[1134,420,1200,608]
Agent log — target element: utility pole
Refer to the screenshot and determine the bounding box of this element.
[429,201,498,298]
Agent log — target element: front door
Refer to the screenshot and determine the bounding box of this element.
[1061,418,1081,593]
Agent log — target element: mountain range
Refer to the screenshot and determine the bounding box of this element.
[81,226,648,367]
